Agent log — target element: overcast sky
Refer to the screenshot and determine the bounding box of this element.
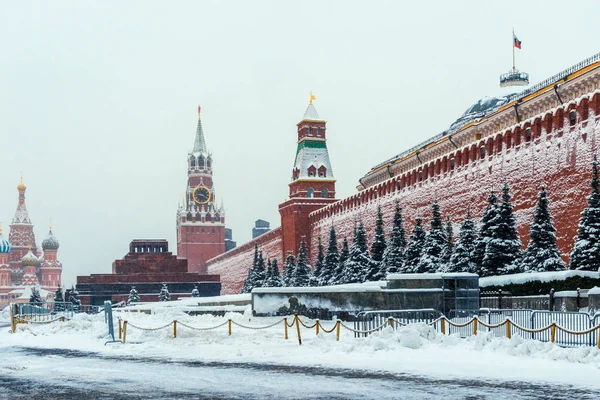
[1,1,599,287]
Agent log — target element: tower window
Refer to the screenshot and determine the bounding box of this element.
[306,188,314,198]
[198,156,205,168]
[317,127,321,136]
[207,157,212,168]
[190,158,196,167]
[308,126,313,136]
[308,165,316,177]
[318,166,327,177]
[321,188,328,198]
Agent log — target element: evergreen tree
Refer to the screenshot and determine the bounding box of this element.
[448,209,478,273]
[282,251,296,286]
[265,258,283,287]
[403,217,427,272]
[69,285,81,312]
[370,205,387,262]
[253,251,267,288]
[191,284,200,297]
[53,286,65,312]
[310,237,326,286]
[158,283,171,302]
[381,202,407,275]
[241,245,259,293]
[127,286,140,305]
[442,218,454,263]
[473,192,500,276]
[331,237,350,285]
[293,238,312,287]
[482,183,522,276]
[520,186,565,272]
[322,225,339,285]
[416,201,448,273]
[264,257,273,287]
[29,286,43,303]
[570,157,600,271]
[341,223,372,283]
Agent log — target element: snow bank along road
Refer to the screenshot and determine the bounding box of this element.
[1,311,600,399]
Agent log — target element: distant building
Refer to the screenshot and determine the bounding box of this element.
[224,228,237,252]
[76,239,220,306]
[252,219,271,239]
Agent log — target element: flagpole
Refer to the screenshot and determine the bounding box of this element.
[512,28,515,71]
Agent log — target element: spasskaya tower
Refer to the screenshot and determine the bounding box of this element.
[176,106,226,274]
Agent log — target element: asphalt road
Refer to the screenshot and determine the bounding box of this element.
[0,346,596,400]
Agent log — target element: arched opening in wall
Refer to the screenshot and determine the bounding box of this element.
[533,119,542,139]
[495,134,503,153]
[418,170,423,182]
[318,166,327,177]
[317,126,322,137]
[306,188,314,198]
[525,127,532,142]
[470,145,477,161]
[581,98,589,121]
[479,145,486,159]
[554,108,564,131]
[186,212,192,221]
[308,126,313,136]
[308,165,316,177]
[544,114,553,134]
[569,110,577,126]
[427,163,433,178]
[321,188,328,198]
[435,159,440,175]
[198,155,205,168]
[442,157,448,173]
[450,157,455,170]
[455,150,462,167]
[207,157,212,168]
[486,138,494,156]
[190,157,196,167]
[504,130,512,149]
[514,128,522,147]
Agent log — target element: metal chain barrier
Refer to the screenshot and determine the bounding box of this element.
[176,320,230,331]
[231,319,285,330]
[339,321,388,334]
[125,321,174,332]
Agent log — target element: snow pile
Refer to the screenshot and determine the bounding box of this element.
[480,270,600,287]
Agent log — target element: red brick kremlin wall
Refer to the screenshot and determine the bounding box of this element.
[208,90,600,295]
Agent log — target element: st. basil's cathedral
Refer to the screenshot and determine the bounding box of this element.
[0,180,63,307]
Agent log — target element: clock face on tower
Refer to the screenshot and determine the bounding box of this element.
[192,186,211,204]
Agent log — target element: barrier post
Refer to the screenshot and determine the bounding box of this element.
[228,319,232,336]
[316,320,320,336]
[551,323,556,343]
[505,319,511,339]
[441,318,446,335]
[118,319,122,339]
[60,316,65,323]
[10,304,17,333]
[123,321,128,344]
[473,317,478,336]
[335,321,341,341]
[173,320,177,338]
[597,326,600,350]
[388,317,394,328]
[294,314,302,345]
[284,318,288,340]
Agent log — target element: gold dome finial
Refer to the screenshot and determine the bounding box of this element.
[49,217,52,231]
[309,91,316,104]
[17,175,26,191]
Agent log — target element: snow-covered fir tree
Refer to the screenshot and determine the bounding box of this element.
[127,286,140,305]
[29,286,43,303]
[293,238,312,287]
[53,286,65,312]
[381,202,407,275]
[158,283,171,302]
[521,186,565,272]
[404,217,426,272]
[264,257,273,287]
[570,157,600,271]
[447,209,478,273]
[341,223,372,283]
[253,251,267,288]
[365,205,387,281]
[282,251,296,287]
[442,218,454,264]
[331,237,350,285]
[191,284,200,297]
[69,285,81,312]
[416,201,448,273]
[473,191,499,276]
[482,183,522,275]
[265,258,283,287]
[322,225,339,285]
[240,245,259,293]
[310,237,326,286]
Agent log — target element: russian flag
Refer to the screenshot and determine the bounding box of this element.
[514,35,522,49]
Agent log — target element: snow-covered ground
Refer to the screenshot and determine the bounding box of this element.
[1,307,600,398]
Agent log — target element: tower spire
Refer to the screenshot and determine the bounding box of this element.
[193,105,207,154]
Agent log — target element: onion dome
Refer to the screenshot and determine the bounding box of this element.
[21,249,39,266]
[42,229,60,251]
[0,233,11,254]
[17,178,26,191]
